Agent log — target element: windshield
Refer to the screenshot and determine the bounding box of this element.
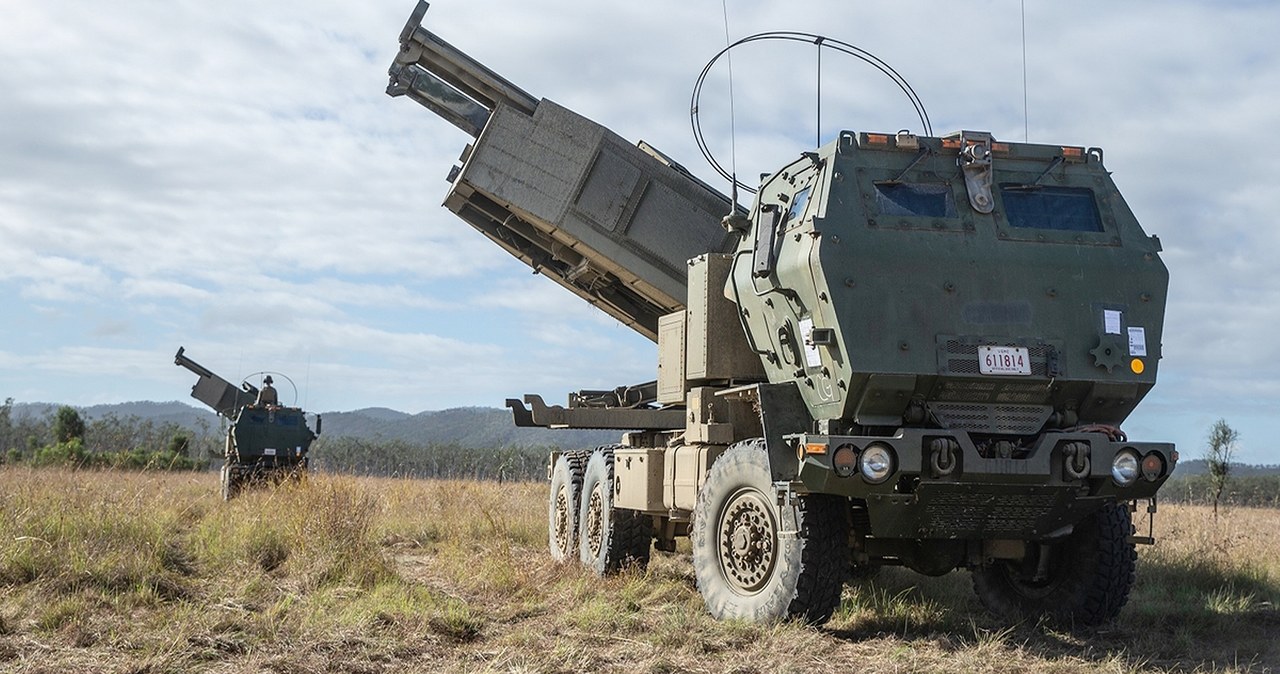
[874,182,957,218]
[1000,185,1103,232]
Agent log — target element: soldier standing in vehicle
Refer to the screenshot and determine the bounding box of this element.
[257,375,278,407]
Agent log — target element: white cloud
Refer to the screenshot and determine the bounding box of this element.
[7,256,113,303]
[468,276,607,319]
[120,278,215,303]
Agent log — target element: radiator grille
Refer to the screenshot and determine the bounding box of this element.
[928,402,1052,434]
[924,491,1059,535]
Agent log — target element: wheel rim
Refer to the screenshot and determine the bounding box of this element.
[717,487,777,594]
[552,484,572,556]
[584,486,605,559]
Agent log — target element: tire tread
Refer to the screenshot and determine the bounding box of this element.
[580,446,652,574]
[692,439,848,625]
[972,501,1136,627]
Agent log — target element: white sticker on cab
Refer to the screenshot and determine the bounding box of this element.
[1128,327,1147,357]
[1104,309,1123,335]
[799,317,823,368]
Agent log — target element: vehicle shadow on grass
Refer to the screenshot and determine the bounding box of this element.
[824,565,1280,672]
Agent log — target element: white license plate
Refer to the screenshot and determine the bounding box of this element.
[263,448,277,456]
[978,345,1031,376]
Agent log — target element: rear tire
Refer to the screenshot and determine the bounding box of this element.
[548,451,587,562]
[972,502,1136,627]
[578,448,652,575]
[691,440,849,624]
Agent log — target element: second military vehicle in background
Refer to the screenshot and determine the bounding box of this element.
[174,347,320,500]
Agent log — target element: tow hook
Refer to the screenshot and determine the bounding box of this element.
[1063,442,1090,480]
[929,437,959,477]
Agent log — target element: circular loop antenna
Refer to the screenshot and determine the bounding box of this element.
[242,371,298,407]
[691,31,933,195]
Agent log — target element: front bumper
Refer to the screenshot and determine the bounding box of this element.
[793,429,1175,539]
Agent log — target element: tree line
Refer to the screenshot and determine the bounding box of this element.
[1160,474,1280,509]
[0,398,561,481]
[308,435,553,482]
[0,398,216,471]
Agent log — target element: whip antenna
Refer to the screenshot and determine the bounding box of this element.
[816,37,824,149]
[693,32,932,195]
[1021,0,1029,141]
[720,0,739,208]
[303,353,311,412]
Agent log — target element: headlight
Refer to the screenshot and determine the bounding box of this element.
[858,443,896,484]
[1111,449,1140,486]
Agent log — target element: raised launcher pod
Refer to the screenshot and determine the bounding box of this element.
[175,346,255,416]
[388,1,737,341]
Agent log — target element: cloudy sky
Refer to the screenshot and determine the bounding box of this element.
[2,1,1277,463]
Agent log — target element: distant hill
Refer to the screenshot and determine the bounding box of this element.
[14,401,220,429]
[343,407,413,423]
[1171,458,1280,477]
[11,401,618,450]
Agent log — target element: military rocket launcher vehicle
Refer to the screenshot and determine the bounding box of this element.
[174,347,320,500]
[388,2,1175,626]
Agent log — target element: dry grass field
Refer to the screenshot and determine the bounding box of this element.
[1,467,1277,673]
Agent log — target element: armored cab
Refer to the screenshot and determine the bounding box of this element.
[388,2,1175,628]
[174,347,320,500]
[732,130,1172,526]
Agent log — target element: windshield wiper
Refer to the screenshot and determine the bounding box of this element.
[1005,155,1065,191]
[877,147,933,185]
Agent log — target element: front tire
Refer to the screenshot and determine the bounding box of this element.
[578,449,652,575]
[972,502,1136,627]
[691,440,849,624]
